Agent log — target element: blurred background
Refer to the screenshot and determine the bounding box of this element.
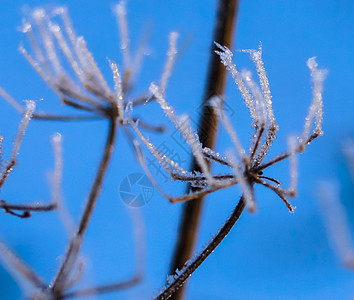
[0,0,353,299]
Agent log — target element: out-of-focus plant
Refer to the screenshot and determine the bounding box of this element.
[317,139,354,270]
[0,2,177,299]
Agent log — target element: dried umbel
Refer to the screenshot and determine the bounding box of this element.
[132,43,326,213]
[0,2,177,299]
[1,2,169,130]
[131,44,326,299]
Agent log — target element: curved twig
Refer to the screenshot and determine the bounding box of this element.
[156,195,246,300]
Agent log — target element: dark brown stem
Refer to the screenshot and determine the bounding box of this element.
[0,200,57,218]
[249,125,265,162]
[168,0,240,299]
[157,196,246,300]
[51,114,117,296]
[32,113,103,121]
[62,98,108,116]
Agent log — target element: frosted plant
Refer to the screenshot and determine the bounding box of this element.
[130,44,326,298]
[132,43,325,213]
[0,2,178,299]
[2,2,164,129]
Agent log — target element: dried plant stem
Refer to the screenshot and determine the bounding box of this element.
[32,113,103,121]
[62,276,141,299]
[157,196,246,300]
[255,133,320,173]
[169,0,239,299]
[0,200,57,218]
[52,113,117,296]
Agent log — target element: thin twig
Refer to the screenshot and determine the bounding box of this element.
[32,113,103,121]
[0,200,57,212]
[169,1,240,299]
[62,275,141,299]
[255,133,320,173]
[51,113,117,296]
[156,195,245,300]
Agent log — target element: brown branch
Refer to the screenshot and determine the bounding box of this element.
[32,113,103,121]
[62,275,142,299]
[51,113,117,296]
[157,196,245,300]
[0,200,57,218]
[168,0,240,299]
[254,132,321,173]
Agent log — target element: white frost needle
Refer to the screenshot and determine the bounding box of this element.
[241,44,275,127]
[19,44,49,87]
[0,86,24,114]
[33,9,62,75]
[301,57,326,149]
[160,31,179,93]
[49,22,84,83]
[114,1,132,72]
[76,37,111,97]
[177,115,214,184]
[21,21,47,73]
[55,7,77,45]
[201,146,233,167]
[240,70,267,125]
[149,84,211,184]
[150,84,214,183]
[211,96,247,164]
[131,25,151,80]
[130,138,219,204]
[130,138,171,201]
[128,119,189,177]
[110,61,124,123]
[51,133,76,237]
[215,43,258,123]
[10,101,35,162]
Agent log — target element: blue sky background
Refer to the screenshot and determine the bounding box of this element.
[0,0,353,299]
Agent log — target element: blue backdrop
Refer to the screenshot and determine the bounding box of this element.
[0,0,353,299]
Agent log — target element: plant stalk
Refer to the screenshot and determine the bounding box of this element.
[159,196,245,299]
[169,0,240,299]
[52,114,117,295]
